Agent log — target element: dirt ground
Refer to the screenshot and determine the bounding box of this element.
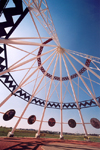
[0,137,100,150]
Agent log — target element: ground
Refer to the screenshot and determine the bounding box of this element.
[0,137,100,150]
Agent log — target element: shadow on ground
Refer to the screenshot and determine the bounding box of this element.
[0,137,100,150]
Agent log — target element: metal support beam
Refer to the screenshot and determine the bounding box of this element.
[62,54,88,136]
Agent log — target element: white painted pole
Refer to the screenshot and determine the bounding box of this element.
[11,96,33,134]
[10,53,57,135]
[0,39,56,47]
[0,86,19,107]
[60,54,63,139]
[0,51,56,107]
[62,54,88,136]
[0,48,56,76]
[29,11,42,43]
[65,50,100,79]
[9,37,50,40]
[64,53,100,108]
[37,54,59,137]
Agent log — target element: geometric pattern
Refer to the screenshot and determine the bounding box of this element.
[0,0,100,110]
[0,68,100,109]
[37,38,91,81]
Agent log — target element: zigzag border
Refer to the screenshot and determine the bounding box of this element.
[0,0,100,109]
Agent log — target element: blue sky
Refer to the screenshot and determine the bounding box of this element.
[0,0,100,135]
[47,0,100,55]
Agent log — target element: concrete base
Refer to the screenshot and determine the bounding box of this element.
[60,135,64,140]
[7,132,14,137]
[84,136,90,141]
[35,133,40,138]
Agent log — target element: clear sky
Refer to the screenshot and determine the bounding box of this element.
[0,0,100,135]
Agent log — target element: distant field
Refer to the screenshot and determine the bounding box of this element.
[0,127,100,143]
